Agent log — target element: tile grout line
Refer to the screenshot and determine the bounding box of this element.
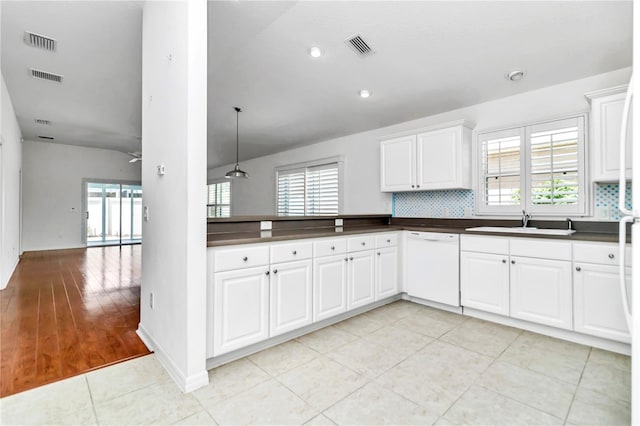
[85,375,100,426]
[563,347,592,425]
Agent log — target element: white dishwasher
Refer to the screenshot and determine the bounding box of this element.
[407,231,460,307]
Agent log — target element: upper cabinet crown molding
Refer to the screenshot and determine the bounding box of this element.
[584,84,629,102]
[380,120,473,192]
[377,119,476,142]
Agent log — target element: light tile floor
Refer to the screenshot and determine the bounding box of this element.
[0,301,631,425]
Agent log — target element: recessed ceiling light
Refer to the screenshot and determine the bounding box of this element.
[309,46,323,58]
[506,70,526,81]
[359,89,370,98]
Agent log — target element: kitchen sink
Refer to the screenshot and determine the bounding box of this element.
[465,226,576,236]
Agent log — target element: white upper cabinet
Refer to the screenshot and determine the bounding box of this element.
[380,120,473,192]
[585,85,633,182]
[380,135,416,191]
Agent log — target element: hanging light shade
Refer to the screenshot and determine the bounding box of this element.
[225,106,249,179]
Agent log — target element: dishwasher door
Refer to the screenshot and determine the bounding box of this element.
[407,232,460,307]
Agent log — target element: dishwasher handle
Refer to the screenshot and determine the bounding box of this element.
[408,232,458,241]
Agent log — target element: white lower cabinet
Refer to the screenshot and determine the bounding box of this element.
[313,254,348,322]
[347,250,376,310]
[213,266,270,356]
[375,247,398,300]
[574,263,632,343]
[510,256,573,330]
[269,259,313,337]
[460,251,510,316]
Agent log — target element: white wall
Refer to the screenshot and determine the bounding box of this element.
[0,74,23,289]
[209,67,632,216]
[21,140,141,251]
[138,0,208,393]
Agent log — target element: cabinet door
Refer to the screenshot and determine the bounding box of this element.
[375,247,398,300]
[313,254,348,322]
[416,126,468,190]
[510,256,572,329]
[347,250,375,310]
[380,135,416,192]
[213,266,270,356]
[460,251,510,316]
[270,259,313,337]
[591,92,633,181]
[574,263,631,343]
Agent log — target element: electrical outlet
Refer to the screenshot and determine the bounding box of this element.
[595,205,610,220]
[442,208,450,217]
[260,221,272,230]
[149,292,154,309]
[335,218,344,227]
[464,207,473,218]
[144,205,149,221]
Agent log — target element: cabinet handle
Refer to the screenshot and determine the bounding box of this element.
[608,253,615,259]
[377,252,381,256]
[350,257,354,261]
[242,256,248,262]
[576,266,581,272]
[331,246,335,250]
[511,260,515,264]
[344,257,348,262]
[292,250,297,255]
[361,242,366,246]
[502,259,506,264]
[265,271,270,276]
[411,185,415,188]
[273,269,278,274]
[387,239,391,243]
[417,185,420,188]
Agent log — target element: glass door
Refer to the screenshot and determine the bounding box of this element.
[86,182,141,247]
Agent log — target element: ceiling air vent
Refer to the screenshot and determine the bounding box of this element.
[29,68,63,83]
[24,31,57,52]
[35,119,52,125]
[345,34,374,57]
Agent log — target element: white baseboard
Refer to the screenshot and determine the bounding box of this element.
[137,323,209,393]
[1,256,20,290]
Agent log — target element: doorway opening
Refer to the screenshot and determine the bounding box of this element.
[85,181,142,247]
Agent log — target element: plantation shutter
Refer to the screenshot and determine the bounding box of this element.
[479,129,522,208]
[277,162,340,216]
[305,163,339,215]
[207,181,231,217]
[277,168,306,216]
[528,117,580,206]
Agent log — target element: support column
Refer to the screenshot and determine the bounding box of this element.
[137,0,208,392]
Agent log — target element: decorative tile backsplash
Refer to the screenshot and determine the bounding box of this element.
[393,190,474,218]
[392,183,632,220]
[594,183,632,221]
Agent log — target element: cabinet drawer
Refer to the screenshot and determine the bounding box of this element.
[213,245,270,272]
[314,238,347,257]
[573,242,632,266]
[510,238,571,261]
[375,233,398,248]
[460,235,509,255]
[347,235,376,252]
[270,241,313,263]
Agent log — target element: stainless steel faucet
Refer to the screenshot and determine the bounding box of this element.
[521,210,531,228]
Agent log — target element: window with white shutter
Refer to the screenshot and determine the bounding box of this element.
[277,161,340,216]
[476,114,586,216]
[207,181,231,218]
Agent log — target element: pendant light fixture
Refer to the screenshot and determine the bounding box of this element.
[225,106,248,179]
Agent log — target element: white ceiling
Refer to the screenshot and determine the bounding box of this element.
[1,1,632,168]
[1,1,143,153]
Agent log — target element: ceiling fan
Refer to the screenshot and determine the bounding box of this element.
[127,152,142,163]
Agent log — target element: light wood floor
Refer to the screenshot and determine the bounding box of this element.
[0,245,150,397]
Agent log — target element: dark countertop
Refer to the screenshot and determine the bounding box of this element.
[207,221,629,247]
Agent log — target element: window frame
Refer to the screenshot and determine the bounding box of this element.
[475,113,588,217]
[207,179,232,218]
[275,156,344,216]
